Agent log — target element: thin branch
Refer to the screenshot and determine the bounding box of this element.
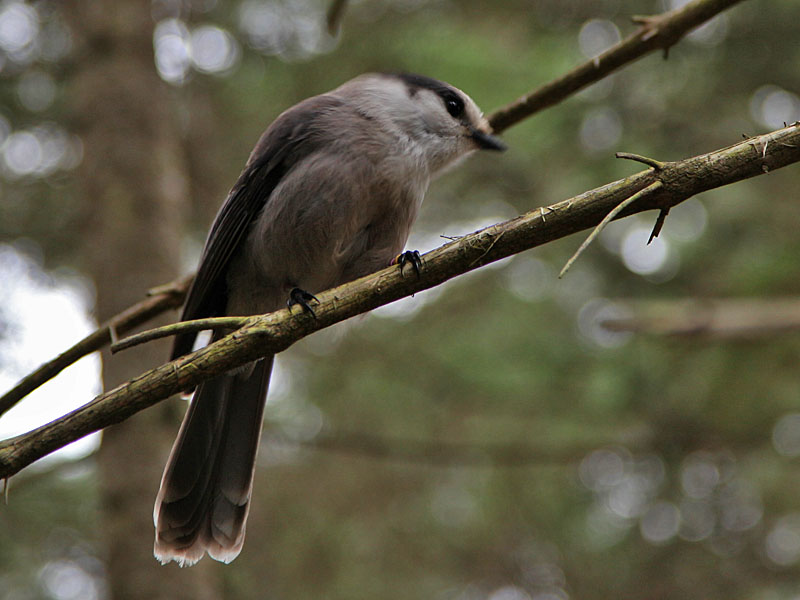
[487,0,747,133]
[110,316,253,354]
[559,181,663,278]
[1,123,798,478]
[602,297,800,340]
[616,152,667,171]
[0,274,192,418]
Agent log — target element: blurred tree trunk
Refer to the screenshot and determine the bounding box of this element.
[63,3,219,598]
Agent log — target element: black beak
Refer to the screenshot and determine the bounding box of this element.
[470,127,507,151]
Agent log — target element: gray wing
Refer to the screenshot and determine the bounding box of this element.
[171,94,346,360]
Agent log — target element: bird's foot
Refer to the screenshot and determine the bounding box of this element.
[393,250,422,278]
[287,288,320,319]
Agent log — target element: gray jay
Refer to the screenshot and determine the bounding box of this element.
[153,72,505,566]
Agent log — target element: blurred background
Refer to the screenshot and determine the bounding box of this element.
[1,0,799,598]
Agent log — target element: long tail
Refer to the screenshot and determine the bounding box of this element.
[153,356,273,566]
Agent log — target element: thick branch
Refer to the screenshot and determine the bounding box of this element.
[488,0,747,132]
[1,123,798,478]
[0,275,192,418]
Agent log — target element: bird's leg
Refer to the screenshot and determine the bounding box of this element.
[287,287,320,319]
[393,250,422,278]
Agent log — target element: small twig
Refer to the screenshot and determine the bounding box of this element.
[559,181,664,278]
[616,152,667,170]
[110,316,254,354]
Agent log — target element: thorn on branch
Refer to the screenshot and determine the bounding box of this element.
[648,208,670,244]
[631,15,658,28]
[631,14,671,58]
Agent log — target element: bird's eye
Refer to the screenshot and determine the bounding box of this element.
[441,92,464,118]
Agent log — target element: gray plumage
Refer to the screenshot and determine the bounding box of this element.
[153,73,505,566]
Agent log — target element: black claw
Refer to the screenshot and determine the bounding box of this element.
[287,287,320,319]
[396,250,422,278]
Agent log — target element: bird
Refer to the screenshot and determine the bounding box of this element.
[153,72,506,566]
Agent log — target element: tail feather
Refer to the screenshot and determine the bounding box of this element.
[154,356,273,566]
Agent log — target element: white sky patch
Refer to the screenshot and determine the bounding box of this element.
[0,244,101,469]
[0,1,39,55]
[154,19,242,85]
[190,25,240,75]
[749,85,800,131]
